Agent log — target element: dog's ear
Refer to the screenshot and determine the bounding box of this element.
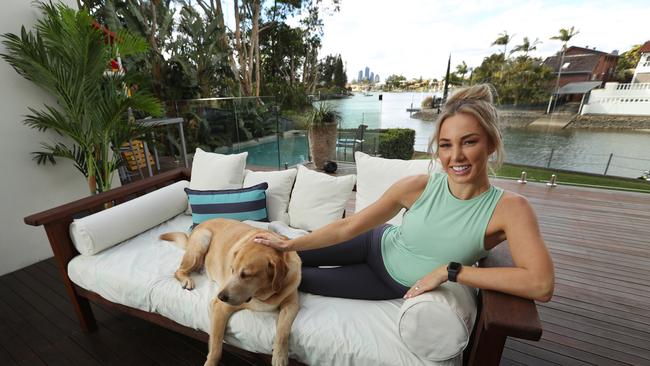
[269,255,288,293]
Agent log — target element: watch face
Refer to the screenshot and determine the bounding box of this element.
[449,262,461,271]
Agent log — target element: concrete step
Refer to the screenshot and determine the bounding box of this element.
[528,113,575,128]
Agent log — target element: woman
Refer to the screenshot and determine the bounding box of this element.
[254,84,554,302]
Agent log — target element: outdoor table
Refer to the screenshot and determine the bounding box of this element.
[136,117,188,176]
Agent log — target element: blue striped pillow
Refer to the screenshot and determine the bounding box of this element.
[185,183,269,227]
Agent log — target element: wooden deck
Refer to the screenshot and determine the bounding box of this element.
[3,172,650,365]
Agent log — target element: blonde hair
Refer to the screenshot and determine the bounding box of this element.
[428,84,505,170]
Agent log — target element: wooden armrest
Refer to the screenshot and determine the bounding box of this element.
[478,242,542,341]
[24,168,190,226]
[465,242,542,365]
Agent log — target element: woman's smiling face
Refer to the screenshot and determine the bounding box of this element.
[437,112,494,185]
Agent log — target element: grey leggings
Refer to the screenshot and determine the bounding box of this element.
[297,225,410,300]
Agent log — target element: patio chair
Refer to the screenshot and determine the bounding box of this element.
[337,124,367,160]
[119,139,156,181]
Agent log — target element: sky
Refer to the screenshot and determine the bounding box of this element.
[315,0,650,82]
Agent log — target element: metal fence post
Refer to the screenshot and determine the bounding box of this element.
[603,153,613,175]
[546,148,555,168]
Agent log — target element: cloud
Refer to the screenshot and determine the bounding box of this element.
[319,0,650,80]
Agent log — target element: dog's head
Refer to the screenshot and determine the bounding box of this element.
[217,236,289,306]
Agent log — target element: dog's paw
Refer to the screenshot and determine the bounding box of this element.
[181,278,195,290]
[271,348,289,366]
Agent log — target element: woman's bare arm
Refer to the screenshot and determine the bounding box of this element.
[255,175,428,251]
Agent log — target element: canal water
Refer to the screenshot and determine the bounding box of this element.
[326,92,650,178]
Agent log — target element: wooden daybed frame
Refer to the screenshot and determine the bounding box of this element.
[24,168,542,366]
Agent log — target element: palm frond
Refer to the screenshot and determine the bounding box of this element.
[33,141,88,177]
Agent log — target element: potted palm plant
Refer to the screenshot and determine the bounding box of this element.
[1,2,162,194]
[307,102,340,169]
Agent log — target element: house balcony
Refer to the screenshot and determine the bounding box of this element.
[581,82,650,115]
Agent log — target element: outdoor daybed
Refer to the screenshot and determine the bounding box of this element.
[24,151,542,366]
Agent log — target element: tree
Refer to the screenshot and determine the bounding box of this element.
[318,54,337,86]
[550,26,579,103]
[550,26,580,50]
[471,53,506,85]
[1,2,162,194]
[384,74,407,90]
[492,31,514,56]
[615,44,642,82]
[470,52,553,105]
[83,0,179,100]
[333,55,346,88]
[455,61,468,84]
[170,4,233,98]
[511,37,541,58]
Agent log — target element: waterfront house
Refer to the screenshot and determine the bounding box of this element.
[543,46,619,87]
[579,41,650,116]
[543,46,619,112]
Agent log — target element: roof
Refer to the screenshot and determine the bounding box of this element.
[565,46,612,56]
[639,41,650,53]
[556,81,602,95]
[543,53,601,74]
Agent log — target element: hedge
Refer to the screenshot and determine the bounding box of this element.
[378,128,415,160]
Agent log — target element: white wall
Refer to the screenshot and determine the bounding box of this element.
[0,0,119,275]
[581,82,650,116]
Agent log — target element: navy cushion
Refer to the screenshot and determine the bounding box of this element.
[185,183,269,227]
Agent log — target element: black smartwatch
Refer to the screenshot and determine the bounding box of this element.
[447,262,462,282]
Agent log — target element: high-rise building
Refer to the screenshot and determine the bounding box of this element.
[364,66,369,81]
[358,70,363,82]
[375,74,380,83]
[370,72,374,83]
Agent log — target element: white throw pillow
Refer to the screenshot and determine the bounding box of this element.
[354,151,443,225]
[288,165,356,231]
[189,148,247,190]
[244,169,297,223]
[397,282,478,361]
[70,180,190,256]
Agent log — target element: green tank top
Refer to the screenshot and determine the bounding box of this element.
[381,173,504,286]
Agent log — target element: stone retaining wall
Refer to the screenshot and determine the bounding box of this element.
[413,108,650,130]
[411,108,545,127]
[569,115,650,130]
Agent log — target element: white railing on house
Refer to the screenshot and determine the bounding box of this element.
[581,82,650,116]
[615,82,650,90]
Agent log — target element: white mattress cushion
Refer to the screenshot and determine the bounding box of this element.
[398,282,477,361]
[69,180,190,256]
[354,152,443,225]
[68,214,459,366]
[288,165,356,231]
[244,169,297,224]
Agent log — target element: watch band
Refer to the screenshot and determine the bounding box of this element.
[447,262,462,282]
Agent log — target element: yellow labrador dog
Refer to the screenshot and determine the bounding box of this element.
[160,218,301,366]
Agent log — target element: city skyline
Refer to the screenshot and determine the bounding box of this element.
[357,66,379,83]
[318,0,650,81]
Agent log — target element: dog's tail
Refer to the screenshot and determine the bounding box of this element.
[159,232,190,250]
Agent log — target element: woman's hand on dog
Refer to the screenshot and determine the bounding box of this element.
[254,233,294,251]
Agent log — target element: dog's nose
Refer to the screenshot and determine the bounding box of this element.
[218,291,229,303]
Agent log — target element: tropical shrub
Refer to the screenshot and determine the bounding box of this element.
[379,129,415,160]
[1,2,162,194]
